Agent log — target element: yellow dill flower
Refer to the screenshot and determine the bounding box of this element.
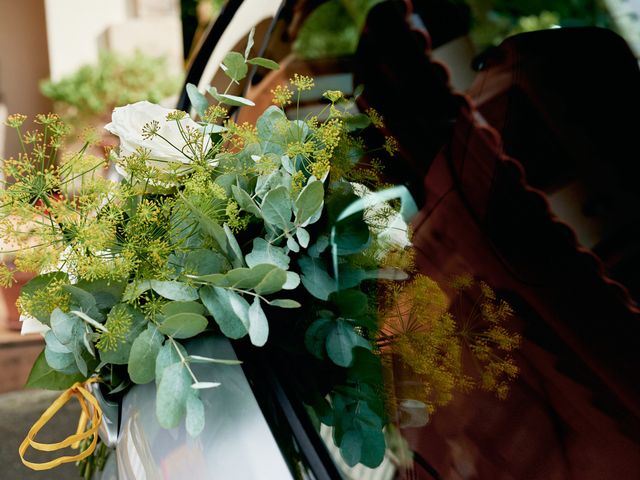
[204,104,228,123]
[309,159,330,180]
[224,120,258,150]
[210,182,227,200]
[5,113,27,128]
[290,171,306,197]
[381,274,520,413]
[287,140,314,159]
[323,90,344,103]
[253,154,279,175]
[141,297,166,322]
[225,201,249,233]
[15,247,60,274]
[453,278,521,400]
[18,278,70,322]
[383,136,399,155]
[450,273,474,290]
[366,108,384,129]
[96,305,133,352]
[0,263,15,287]
[290,74,315,92]
[271,84,294,107]
[165,110,188,122]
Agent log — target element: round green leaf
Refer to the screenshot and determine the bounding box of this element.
[156,362,190,429]
[161,301,206,317]
[247,57,280,70]
[186,394,205,437]
[269,299,301,309]
[158,313,208,339]
[222,51,248,82]
[325,319,363,367]
[248,297,269,347]
[150,280,199,301]
[295,180,324,225]
[128,326,162,384]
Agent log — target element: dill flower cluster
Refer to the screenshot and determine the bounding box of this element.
[380,273,521,414]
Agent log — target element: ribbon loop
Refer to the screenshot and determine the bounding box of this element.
[19,378,103,471]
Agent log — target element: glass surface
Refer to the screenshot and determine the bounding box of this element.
[115,336,294,480]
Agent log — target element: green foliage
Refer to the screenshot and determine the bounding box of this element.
[25,351,85,390]
[128,326,163,384]
[293,0,384,59]
[464,0,614,48]
[41,51,182,124]
[3,35,419,469]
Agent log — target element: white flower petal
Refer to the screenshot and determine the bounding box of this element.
[20,314,50,335]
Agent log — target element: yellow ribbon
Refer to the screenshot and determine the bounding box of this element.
[19,377,103,471]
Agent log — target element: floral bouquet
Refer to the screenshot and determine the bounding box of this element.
[1,38,520,477]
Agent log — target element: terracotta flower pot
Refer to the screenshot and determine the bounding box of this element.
[0,267,35,331]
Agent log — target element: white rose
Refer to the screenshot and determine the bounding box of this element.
[105,101,202,174]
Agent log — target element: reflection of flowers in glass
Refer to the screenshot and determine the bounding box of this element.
[380,274,521,415]
[105,101,202,174]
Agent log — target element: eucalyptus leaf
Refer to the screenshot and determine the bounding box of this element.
[304,318,333,359]
[187,355,242,365]
[296,227,310,248]
[298,256,337,300]
[256,105,287,139]
[159,313,208,339]
[248,297,269,347]
[156,362,191,429]
[295,180,324,226]
[183,249,229,276]
[281,155,295,174]
[339,266,408,290]
[155,341,183,386]
[282,271,300,290]
[269,299,301,308]
[325,319,366,367]
[186,394,205,437]
[208,87,255,107]
[200,286,249,339]
[224,264,287,295]
[244,27,255,59]
[344,113,372,132]
[161,301,205,317]
[122,280,152,302]
[25,351,85,390]
[223,223,245,268]
[45,330,71,354]
[63,285,103,321]
[50,308,78,345]
[330,289,368,317]
[245,238,290,269]
[287,236,300,252]
[74,279,125,311]
[150,280,199,301]
[186,83,208,117]
[308,235,329,258]
[44,345,76,371]
[261,186,292,230]
[340,429,364,467]
[128,326,162,384]
[247,57,280,70]
[232,184,261,218]
[222,51,248,82]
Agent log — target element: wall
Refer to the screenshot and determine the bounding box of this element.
[0,0,52,159]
